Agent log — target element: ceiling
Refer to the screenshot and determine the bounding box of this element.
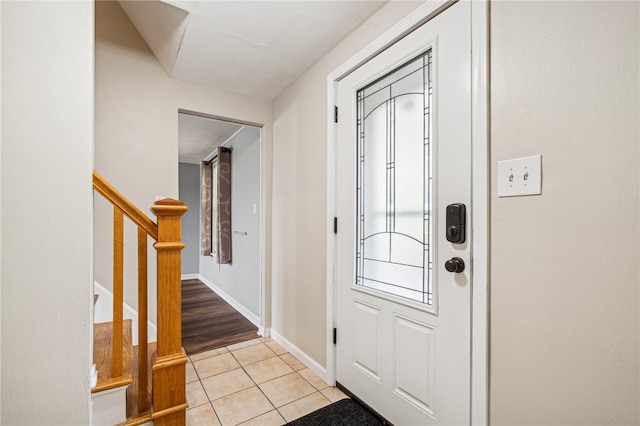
[119,0,386,164]
[119,0,387,101]
[118,0,387,163]
[178,113,246,164]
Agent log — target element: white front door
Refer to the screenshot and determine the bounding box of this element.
[335,2,472,424]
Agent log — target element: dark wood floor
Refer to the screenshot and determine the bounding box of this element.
[181,278,259,355]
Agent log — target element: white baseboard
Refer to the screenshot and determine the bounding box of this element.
[181,273,199,280]
[270,329,330,385]
[197,274,261,329]
[93,281,157,345]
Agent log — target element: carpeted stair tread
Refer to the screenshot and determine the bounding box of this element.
[286,399,384,426]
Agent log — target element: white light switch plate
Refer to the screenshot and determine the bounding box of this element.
[498,155,542,197]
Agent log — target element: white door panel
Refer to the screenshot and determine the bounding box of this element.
[335,2,471,424]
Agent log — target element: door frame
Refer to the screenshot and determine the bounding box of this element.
[178,108,271,338]
[325,1,489,423]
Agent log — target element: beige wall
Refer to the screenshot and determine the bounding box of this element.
[95,1,271,323]
[1,2,3,418]
[94,0,640,421]
[271,2,421,367]
[490,1,639,424]
[273,0,639,420]
[1,1,94,423]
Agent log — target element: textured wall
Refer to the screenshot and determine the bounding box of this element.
[271,1,422,368]
[1,2,93,423]
[490,2,640,423]
[95,1,271,324]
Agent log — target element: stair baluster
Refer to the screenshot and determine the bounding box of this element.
[137,226,149,414]
[113,207,124,379]
[92,171,187,425]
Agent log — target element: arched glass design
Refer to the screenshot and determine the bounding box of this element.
[355,50,433,305]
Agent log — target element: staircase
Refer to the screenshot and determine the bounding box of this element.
[93,320,133,393]
[91,171,188,425]
[92,320,133,425]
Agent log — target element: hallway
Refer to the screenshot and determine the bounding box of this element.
[182,279,259,354]
[182,279,347,424]
[185,337,347,425]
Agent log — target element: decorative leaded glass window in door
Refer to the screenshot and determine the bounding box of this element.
[356,50,433,305]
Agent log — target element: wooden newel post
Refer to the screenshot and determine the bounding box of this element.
[151,198,188,425]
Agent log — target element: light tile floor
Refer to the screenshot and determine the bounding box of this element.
[186,337,348,426]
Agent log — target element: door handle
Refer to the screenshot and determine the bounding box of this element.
[445,257,465,273]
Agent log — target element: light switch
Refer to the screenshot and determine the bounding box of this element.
[498,155,542,197]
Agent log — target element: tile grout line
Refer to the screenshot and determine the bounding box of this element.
[232,343,288,425]
[230,350,278,425]
[188,340,340,426]
[243,352,330,423]
[187,348,227,425]
[193,342,283,425]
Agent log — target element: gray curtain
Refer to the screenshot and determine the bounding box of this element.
[216,147,232,264]
[200,161,212,256]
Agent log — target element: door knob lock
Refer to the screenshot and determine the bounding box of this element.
[445,203,466,243]
[445,257,465,273]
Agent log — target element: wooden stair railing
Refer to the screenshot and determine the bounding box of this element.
[92,170,188,426]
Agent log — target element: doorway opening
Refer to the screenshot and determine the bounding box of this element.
[177,110,265,354]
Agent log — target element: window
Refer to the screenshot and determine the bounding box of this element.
[355,50,433,305]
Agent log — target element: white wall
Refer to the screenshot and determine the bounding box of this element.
[1,2,94,424]
[490,2,639,423]
[199,127,262,319]
[271,1,422,366]
[179,163,200,275]
[95,1,271,325]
